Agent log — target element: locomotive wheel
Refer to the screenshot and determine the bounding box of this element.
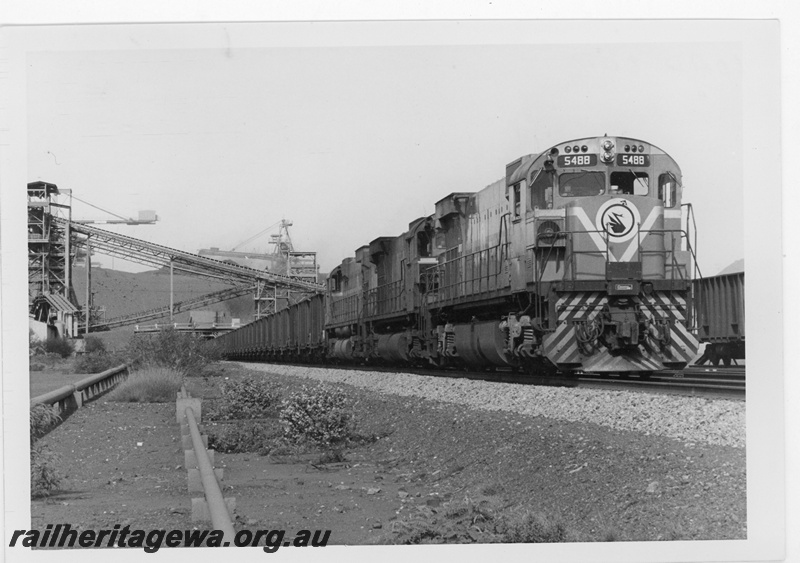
[709,346,721,366]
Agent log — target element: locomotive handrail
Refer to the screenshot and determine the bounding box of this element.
[681,203,700,279]
[558,226,696,282]
[363,279,405,318]
[533,229,566,324]
[431,242,510,303]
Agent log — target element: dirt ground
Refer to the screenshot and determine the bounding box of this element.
[31,362,746,547]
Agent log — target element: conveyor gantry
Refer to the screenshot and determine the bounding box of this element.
[58,218,325,293]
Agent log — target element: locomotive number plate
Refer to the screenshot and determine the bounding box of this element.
[616,154,650,166]
[558,154,597,167]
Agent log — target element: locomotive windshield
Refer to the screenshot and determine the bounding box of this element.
[559,171,605,196]
[610,171,649,195]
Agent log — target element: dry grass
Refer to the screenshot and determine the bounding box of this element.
[107,367,183,403]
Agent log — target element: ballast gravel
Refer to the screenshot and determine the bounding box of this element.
[235,363,745,448]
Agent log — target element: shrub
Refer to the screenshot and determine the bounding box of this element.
[30,404,61,441]
[389,497,502,544]
[212,377,280,420]
[388,498,577,545]
[208,421,283,454]
[31,445,63,498]
[43,337,74,358]
[198,363,227,378]
[83,336,107,354]
[29,329,45,355]
[279,385,353,446]
[126,329,219,375]
[501,511,575,543]
[74,352,125,374]
[107,367,183,403]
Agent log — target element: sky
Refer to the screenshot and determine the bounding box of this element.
[22,22,754,276]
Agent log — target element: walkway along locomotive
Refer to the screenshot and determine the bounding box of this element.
[218,136,702,375]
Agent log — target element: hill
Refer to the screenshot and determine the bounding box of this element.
[71,266,256,350]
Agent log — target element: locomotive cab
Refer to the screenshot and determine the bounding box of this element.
[527,136,698,372]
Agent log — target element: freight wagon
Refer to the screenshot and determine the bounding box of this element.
[692,271,745,366]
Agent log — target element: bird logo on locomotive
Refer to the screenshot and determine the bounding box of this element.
[596,199,640,242]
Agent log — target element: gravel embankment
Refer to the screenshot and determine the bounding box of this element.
[234,363,745,448]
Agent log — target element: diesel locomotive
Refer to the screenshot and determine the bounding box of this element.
[218,135,701,375]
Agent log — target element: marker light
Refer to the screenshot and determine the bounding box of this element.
[573,145,580,152]
[602,140,614,151]
[581,145,588,152]
[631,145,637,152]
[564,146,572,153]
[624,145,630,152]
[638,145,644,152]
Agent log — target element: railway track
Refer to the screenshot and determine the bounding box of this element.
[575,365,745,399]
[237,361,745,399]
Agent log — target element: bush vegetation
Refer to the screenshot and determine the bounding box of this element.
[389,496,577,545]
[125,329,219,375]
[211,376,280,420]
[502,511,575,543]
[31,445,63,498]
[107,367,183,403]
[208,421,283,455]
[83,335,107,354]
[30,404,63,498]
[42,337,74,358]
[29,329,45,355]
[30,403,61,440]
[74,351,125,374]
[279,385,354,447]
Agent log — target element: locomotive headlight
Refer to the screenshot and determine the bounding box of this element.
[602,140,614,151]
[602,151,614,162]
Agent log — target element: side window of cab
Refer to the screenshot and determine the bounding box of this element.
[658,173,677,208]
[508,181,524,220]
[529,169,553,210]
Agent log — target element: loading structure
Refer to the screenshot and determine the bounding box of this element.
[27,180,324,336]
[61,219,325,333]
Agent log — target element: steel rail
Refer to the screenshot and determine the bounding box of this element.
[229,359,743,399]
[184,407,236,544]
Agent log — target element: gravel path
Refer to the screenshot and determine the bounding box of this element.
[233,363,745,448]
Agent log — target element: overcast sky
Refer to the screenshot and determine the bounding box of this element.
[21,21,766,276]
